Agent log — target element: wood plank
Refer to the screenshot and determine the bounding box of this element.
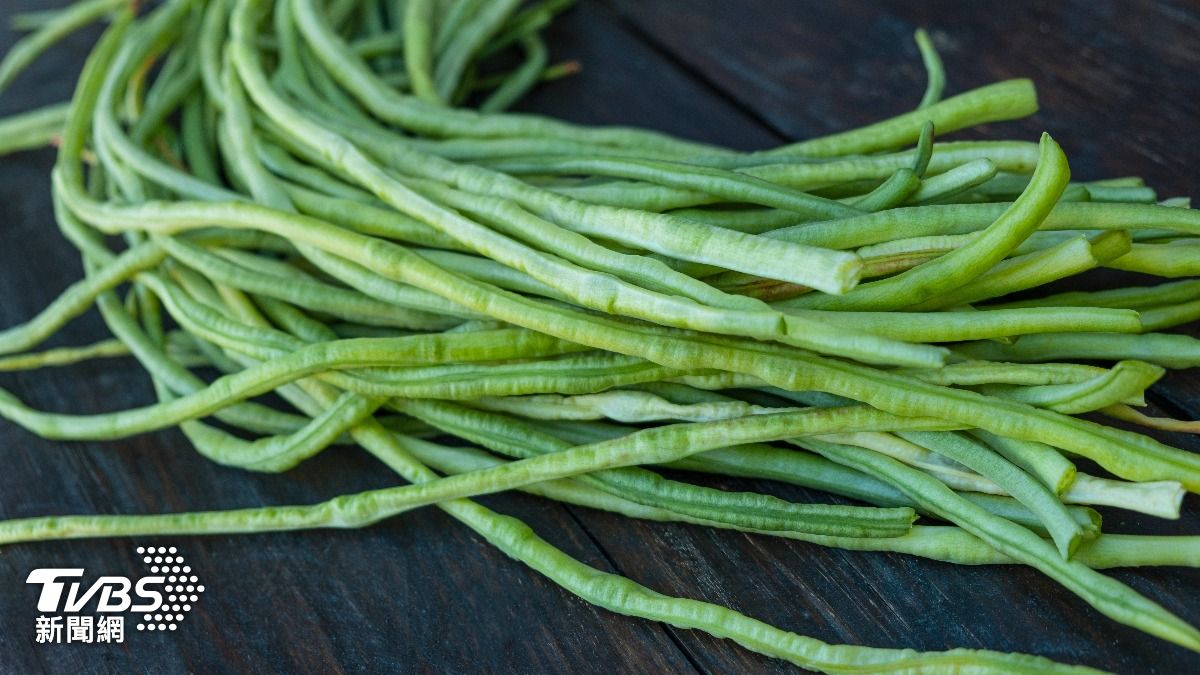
[516,4,779,149]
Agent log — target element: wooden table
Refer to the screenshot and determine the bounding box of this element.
[1,1,1198,672]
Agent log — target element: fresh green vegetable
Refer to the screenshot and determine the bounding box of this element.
[0,1,1196,672]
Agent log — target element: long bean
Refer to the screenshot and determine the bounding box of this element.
[914,29,944,109]
[0,339,130,372]
[898,431,1087,558]
[402,0,440,103]
[767,79,1038,158]
[399,399,917,538]
[800,439,1200,651]
[954,333,1200,369]
[0,102,71,155]
[781,133,1069,310]
[0,0,126,96]
[55,166,1200,490]
[0,0,1196,670]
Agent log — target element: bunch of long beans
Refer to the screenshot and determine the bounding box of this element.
[1,0,1199,671]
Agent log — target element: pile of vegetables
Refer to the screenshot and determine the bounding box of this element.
[1,0,1199,671]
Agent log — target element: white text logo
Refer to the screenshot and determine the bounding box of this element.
[26,546,205,643]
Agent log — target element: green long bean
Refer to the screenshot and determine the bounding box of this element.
[1,0,1197,669]
[782,133,1069,310]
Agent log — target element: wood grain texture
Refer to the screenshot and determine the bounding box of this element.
[0,1,1198,673]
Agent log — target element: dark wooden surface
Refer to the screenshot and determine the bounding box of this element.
[1,1,1199,672]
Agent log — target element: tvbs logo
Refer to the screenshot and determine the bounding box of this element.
[29,567,167,612]
[26,546,205,643]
